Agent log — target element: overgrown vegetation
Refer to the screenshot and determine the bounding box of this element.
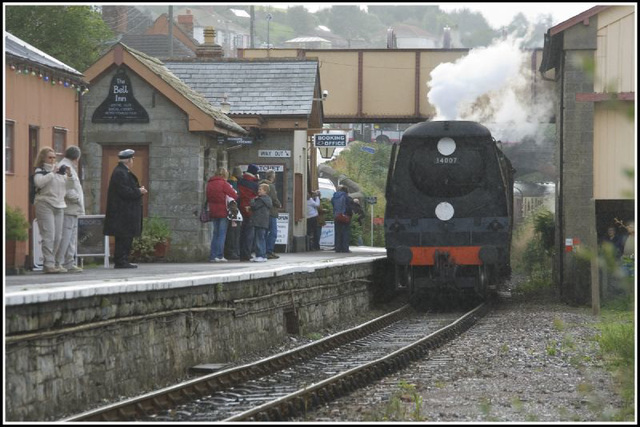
[369,381,425,421]
[594,307,635,420]
[511,207,555,294]
[326,139,391,247]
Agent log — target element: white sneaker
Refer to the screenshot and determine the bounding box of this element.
[251,257,267,262]
[215,257,228,262]
[56,266,68,273]
[66,265,83,273]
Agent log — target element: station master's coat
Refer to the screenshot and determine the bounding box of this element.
[103,162,144,237]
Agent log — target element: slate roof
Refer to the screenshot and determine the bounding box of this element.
[120,43,245,134]
[5,32,84,77]
[119,34,195,59]
[163,60,319,116]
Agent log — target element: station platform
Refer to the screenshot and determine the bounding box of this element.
[4,247,387,307]
[5,246,389,420]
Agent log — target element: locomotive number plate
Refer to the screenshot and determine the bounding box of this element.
[434,157,458,164]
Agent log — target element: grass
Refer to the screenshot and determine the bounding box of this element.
[593,307,635,420]
[371,381,425,421]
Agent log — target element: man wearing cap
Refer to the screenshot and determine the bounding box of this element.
[104,149,148,268]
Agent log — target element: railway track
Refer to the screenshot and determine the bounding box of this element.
[64,303,489,422]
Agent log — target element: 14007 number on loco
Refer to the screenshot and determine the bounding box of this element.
[384,120,514,302]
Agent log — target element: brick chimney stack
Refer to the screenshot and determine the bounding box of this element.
[196,26,224,59]
[177,9,194,38]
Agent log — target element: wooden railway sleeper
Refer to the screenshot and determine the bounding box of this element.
[269,406,283,421]
[286,400,297,418]
[134,403,148,419]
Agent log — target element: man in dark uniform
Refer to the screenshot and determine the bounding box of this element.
[103,149,148,268]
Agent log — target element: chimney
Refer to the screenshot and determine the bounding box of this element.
[177,9,194,38]
[196,26,224,58]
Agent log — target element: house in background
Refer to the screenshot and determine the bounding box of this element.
[174,7,250,58]
[101,6,201,60]
[284,36,332,50]
[119,33,196,59]
[392,23,440,48]
[540,5,635,305]
[144,11,200,55]
[5,31,88,269]
[101,5,153,36]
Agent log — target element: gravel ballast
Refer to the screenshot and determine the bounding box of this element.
[301,293,626,422]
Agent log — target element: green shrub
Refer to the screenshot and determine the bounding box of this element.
[512,207,555,293]
[6,205,29,241]
[595,309,635,419]
[131,216,171,260]
[350,213,363,245]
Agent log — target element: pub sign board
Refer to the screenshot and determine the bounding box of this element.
[92,67,149,124]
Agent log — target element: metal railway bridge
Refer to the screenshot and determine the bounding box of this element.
[239,47,548,124]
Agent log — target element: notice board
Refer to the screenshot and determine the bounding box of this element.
[77,215,109,257]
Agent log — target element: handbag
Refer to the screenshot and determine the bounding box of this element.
[335,213,351,224]
[199,200,210,223]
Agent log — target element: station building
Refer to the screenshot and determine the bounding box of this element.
[80,31,324,261]
[540,5,635,304]
[5,32,89,269]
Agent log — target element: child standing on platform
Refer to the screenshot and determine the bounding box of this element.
[249,183,272,262]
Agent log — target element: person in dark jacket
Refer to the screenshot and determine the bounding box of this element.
[103,149,147,268]
[238,164,260,261]
[331,186,353,253]
[602,226,625,259]
[225,166,244,259]
[206,167,238,262]
[249,183,273,262]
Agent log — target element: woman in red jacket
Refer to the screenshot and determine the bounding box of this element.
[206,167,238,262]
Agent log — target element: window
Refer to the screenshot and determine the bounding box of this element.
[53,127,67,155]
[5,121,14,173]
[29,125,39,167]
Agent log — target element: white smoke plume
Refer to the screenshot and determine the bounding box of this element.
[427,35,554,143]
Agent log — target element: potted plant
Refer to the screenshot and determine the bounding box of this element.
[6,205,29,274]
[131,216,171,261]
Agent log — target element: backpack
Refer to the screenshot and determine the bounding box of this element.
[29,168,49,204]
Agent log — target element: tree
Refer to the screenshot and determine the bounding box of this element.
[325,6,385,47]
[5,6,113,72]
[447,8,494,47]
[284,5,318,36]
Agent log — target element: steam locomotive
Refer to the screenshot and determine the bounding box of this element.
[384,120,514,302]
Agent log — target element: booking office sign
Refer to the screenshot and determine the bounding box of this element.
[314,133,347,159]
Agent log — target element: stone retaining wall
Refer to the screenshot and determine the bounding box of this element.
[5,261,385,421]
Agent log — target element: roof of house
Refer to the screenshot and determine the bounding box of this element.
[85,43,245,135]
[549,5,610,36]
[119,34,196,59]
[5,31,84,78]
[164,59,320,116]
[285,36,330,44]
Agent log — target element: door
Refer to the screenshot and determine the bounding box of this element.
[101,145,149,218]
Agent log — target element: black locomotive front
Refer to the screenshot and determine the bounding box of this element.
[384,120,514,298]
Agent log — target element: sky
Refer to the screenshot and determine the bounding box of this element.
[272,2,605,29]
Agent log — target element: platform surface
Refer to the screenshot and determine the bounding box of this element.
[4,247,387,306]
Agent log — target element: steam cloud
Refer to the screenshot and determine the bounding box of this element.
[427,35,554,143]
